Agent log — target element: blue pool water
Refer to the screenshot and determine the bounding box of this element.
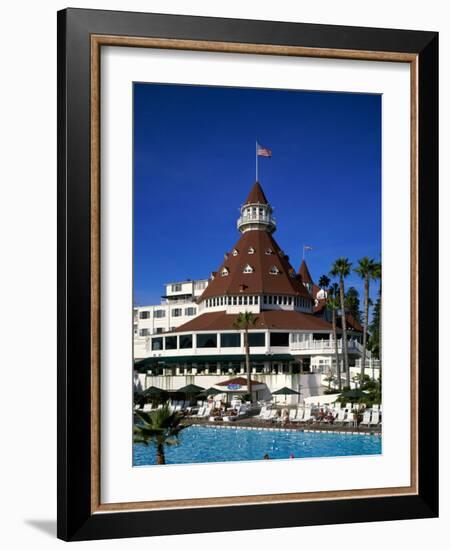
[133,425,382,466]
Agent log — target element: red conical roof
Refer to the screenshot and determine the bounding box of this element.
[244,181,269,205]
[199,230,311,301]
[298,259,314,285]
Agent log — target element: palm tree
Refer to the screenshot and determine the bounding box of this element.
[326,285,342,391]
[372,261,382,362]
[354,257,377,382]
[330,258,352,387]
[233,311,258,401]
[133,404,187,465]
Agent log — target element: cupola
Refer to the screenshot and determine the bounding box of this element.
[237,182,276,234]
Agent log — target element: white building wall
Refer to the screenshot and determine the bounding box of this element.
[136,372,324,404]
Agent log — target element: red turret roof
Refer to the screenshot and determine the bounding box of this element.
[244,181,269,205]
[199,229,311,300]
[298,259,314,285]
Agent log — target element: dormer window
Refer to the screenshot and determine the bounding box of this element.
[248,247,255,254]
[243,264,254,274]
[265,248,273,255]
[221,267,229,277]
[232,248,239,256]
[269,266,280,275]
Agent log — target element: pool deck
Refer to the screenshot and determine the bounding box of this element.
[182,417,382,435]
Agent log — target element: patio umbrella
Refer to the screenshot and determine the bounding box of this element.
[177,384,205,394]
[271,386,301,396]
[142,386,167,398]
[340,388,367,400]
[197,387,223,397]
[271,386,301,405]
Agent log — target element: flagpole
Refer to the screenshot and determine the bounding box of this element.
[255,141,258,181]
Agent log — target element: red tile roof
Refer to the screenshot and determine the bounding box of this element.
[344,313,364,333]
[199,230,311,301]
[298,259,314,285]
[313,302,363,333]
[244,181,269,205]
[313,300,327,314]
[174,310,333,332]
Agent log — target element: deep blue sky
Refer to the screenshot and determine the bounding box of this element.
[134,83,381,306]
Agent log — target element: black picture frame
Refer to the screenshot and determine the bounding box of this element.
[57,8,438,541]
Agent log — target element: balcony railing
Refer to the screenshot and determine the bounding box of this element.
[290,339,371,357]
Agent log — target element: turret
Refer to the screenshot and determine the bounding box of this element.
[237,182,276,234]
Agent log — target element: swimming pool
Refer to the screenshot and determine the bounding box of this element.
[133,425,382,466]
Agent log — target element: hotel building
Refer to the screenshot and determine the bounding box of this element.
[134,182,376,401]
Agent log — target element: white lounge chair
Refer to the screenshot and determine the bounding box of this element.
[370,411,380,426]
[335,409,347,424]
[257,406,267,418]
[292,409,304,422]
[142,403,153,412]
[342,412,357,427]
[360,410,372,427]
[289,409,297,421]
[301,408,313,423]
[195,407,205,417]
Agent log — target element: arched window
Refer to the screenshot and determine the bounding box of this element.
[221,267,229,277]
[243,264,254,274]
[269,265,280,275]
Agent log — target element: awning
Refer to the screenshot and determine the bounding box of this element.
[135,354,295,369]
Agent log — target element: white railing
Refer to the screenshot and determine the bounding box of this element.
[354,358,380,369]
[237,214,276,226]
[160,298,196,305]
[290,339,371,357]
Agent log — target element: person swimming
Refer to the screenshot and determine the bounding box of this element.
[263,453,270,460]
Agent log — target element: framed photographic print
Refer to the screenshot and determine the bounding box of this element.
[57,8,438,541]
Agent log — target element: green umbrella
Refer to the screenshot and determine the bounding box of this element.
[271,386,301,396]
[142,385,168,397]
[340,389,367,400]
[177,384,205,394]
[197,387,222,396]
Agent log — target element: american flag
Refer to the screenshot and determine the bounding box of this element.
[257,143,272,157]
